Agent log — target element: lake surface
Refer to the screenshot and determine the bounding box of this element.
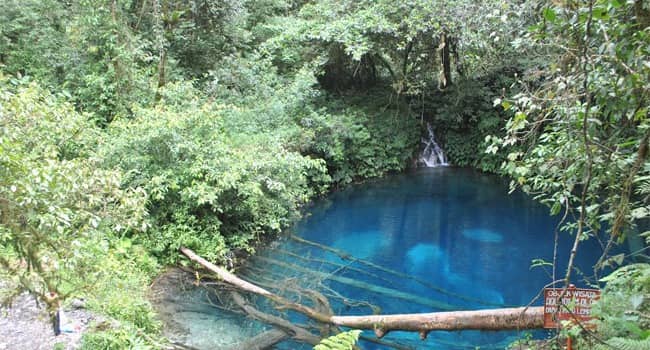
[163,168,615,349]
[242,167,614,349]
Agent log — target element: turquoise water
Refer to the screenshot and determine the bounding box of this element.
[162,168,622,349]
[239,168,614,349]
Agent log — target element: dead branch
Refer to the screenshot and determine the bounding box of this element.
[289,235,510,307]
[223,329,289,350]
[180,247,545,339]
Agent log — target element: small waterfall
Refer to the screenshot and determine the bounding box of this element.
[418,123,448,167]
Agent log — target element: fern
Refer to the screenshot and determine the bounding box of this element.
[592,337,650,350]
[314,330,362,350]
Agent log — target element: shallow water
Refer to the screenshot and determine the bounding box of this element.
[166,168,620,349]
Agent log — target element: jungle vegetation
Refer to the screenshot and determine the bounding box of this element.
[0,0,648,348]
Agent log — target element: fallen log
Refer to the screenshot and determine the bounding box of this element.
[330,307,544,338]
[180,247,544,339]
[289,235,510,307]
[223,328,289,350]
[256,256,456,310]
[229,291,321,345]
[180,247,271,296]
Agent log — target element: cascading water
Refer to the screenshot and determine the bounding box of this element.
[418,123,448,167]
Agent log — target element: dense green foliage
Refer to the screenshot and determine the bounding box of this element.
[0,75,160,345]
[0,0,420,346]
[1,0,648,348]
[488,0,650,347]
[100,81,328,262]
[586,264,650,348]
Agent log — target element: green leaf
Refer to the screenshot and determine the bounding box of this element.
[530,259,553,269]
[592,7,610,20]
[610,0,623,8]
[543,8,557,22]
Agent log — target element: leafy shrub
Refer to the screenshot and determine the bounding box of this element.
[0,75,148,309]
[587,264,650,343]
[300,94,419,185]
[0,74,161,348]
[425,76,514,173]
[81,327,154,350]
[100,82,330,264]
[314,330,362,350]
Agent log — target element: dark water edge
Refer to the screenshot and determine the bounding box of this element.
[155,167,630,350]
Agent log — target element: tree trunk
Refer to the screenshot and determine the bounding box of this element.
[438,31,452,89]
[180,247,545,339]
[635,0,650,29]
[157,49,166,90]
[180,247,272,296]
[331,307,543,339]
[224,329,289,350]
[229,291,321,345]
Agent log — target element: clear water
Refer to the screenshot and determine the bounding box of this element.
[164,168,622,349]
[244,168,614,349]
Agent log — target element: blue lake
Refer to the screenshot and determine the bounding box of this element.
[163,168,621,349]
[238,167,615,349]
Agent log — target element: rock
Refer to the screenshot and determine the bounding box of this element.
[0,290,98,350]
[70,299,86,310]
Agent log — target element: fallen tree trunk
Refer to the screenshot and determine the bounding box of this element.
[256,256,456,310]
[180,247,271,296]
[224,328,289,350]
[289,235,509,307]
[331,307,544,338]
[180,247,544,339]
[229,291,321,345]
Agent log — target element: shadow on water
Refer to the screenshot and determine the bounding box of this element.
[157,168,631,349]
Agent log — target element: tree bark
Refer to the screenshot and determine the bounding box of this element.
[229,291,321,345]
[330,307,543,338]
[180,247,545,338]
[438,31,452,89]
[180,247,271,296]
[224,329,289,350]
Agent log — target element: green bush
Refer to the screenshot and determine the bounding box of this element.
[424,76,514,173]
[0,74,162,347]
[100,81,330,264]
[81,327,154,350]
[300,95,419,185]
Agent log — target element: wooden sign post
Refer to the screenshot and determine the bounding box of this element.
[543,284,600,329]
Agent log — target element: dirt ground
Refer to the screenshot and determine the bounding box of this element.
[0,291,96,350]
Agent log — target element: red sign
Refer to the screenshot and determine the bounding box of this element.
[543,286,600,328]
